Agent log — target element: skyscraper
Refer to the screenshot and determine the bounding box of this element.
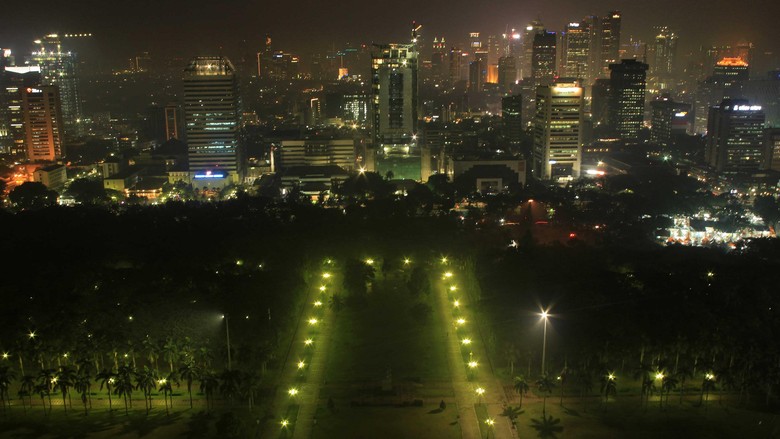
[705,99,765,172]
[21,85,64,161]
[498,56,517,93]
[521,19,545,79]
[650,27,678,91]
[371,39,420,180]
[0,65,42,156]
[31,34,82,136]
[532,31,557,87]
[183,56,242,181]
[600,12,622,76]
[608,59,648,140]
[502,94,523,146]
[650,97,691,148]
[561,22,591,83]
[533,81,583,182]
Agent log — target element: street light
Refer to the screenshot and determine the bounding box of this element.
[221,315,232,370]
[28,331,36,339]
[365,259,374,265]
[450,286,457,292]
[313,301,322,307]
[444,272,453,278]
[485,418,495,439]
[462,338,472,345]
[475,387,485,403]
[468,361,478,369]
[655,372,664,380]
[404,258,411,265]
[319,285,326,292]
[453,300,460,308]
[280,419,289,428]
[540,310,549,375]
[304,338,313,346]
[297,361,305,369]
[308,318,319,325]
[322,273,331,279]
[288,387,299,397]
[456,318,466,325]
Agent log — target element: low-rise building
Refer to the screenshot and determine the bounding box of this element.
[33,164,67,190]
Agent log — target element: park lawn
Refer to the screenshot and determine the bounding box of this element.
[509,395,779,439]
[324,271,450,385]
[310,405,461,439]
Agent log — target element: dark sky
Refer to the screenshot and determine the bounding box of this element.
[1,0,778,64]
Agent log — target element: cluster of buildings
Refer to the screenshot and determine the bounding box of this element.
[1,15,779,204]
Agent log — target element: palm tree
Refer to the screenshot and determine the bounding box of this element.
[200,370,219,412]
[74,373,92,415]
[157,373,176,416]
[633,363,654,409]
[141,337,159,373]
[700,374,717,410]
[18,374,35,413]
[535,375,555,416]
[219,369,241,407]
[178,361,200,409]
[33,382,49,415]
[513,376,530,408]
[162,339,178,373]
[37,368,56,413]
[575,368,594,411]
[96,369,115,412]
[0,366,16,414]
[134,367,156,415]
[114,365,135,415]
[675,363,693,406]
[600,374,617,411]
[501,405,524,429]
[241,371,261,410]
[55,365,77,413]
[660,375,678,410]
[558,366,569,407]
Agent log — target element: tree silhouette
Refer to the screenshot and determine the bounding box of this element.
[535,375,555,416]
[514,375,530,408]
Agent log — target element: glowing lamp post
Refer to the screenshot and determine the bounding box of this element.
[540,310,549,375]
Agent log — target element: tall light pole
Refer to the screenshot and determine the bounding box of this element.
[222,314,232,370]
[540,311,549,376]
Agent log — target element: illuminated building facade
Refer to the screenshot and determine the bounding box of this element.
[608,59,648,140]
[600,11,622,76]
[531,31,557,87]
[764,129,780,172]
[650,26,678,91]
[183,56,242,181]
[280,139,357,170]
[21,85,64,161]
[0,65,42,155]
[532,81,583,182]
[650,98,691,148]
[561,22,590,83]
[502,94,523,146]
[705,99,765,173]
[31,34,82,136]
[498,56,517,93]
[521,19,545,79]
[371,38,420,180]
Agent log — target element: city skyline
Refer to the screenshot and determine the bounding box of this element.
[0,0,778,64]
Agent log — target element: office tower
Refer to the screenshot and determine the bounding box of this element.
[764,129,780,171]
[532,31,557,86]
[706,100,765,172]
[713,57,749,91]
[469,51,488,92]
[21,85,64,161]
[280,139,357,170]
[507,30,523,82]
[498,56,517,93]
[584,16,602,83]
[600,11,622,76]
[1,66,42,155]
[608,59,648,140]
[183,56,242,180]
[693,57,751,134]
[486,35,502,83]
[343,93,370,125]
[502,94,523,146]
[449,47,463,84]
[742,73,780,127]
[650,97,691,147]
[31,34,82,136]
[521,19,545,79]
[591,78,611,128]
[371,40,420,180]
[431,38,447,85]
[165,104,180,141]
[533,81,583,181]
[561,21,590,83]
[469,33,482,51]
[650,27,678,91]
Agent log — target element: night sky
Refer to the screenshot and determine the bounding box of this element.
[1,0,778,64]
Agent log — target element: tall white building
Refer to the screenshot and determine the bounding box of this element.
[532,81,584,183]
[31,34,82,136]
[183,56,242,181]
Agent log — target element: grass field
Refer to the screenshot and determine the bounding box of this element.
[310,405,461,439]
[324,270,450,385]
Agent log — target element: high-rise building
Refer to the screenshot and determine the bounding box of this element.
[763,129,780,172]
[584,15,603,83]
[533,81,583,182]
[502,94,523,146]
[591,78,611,127]
[1,66,42,155]
[449,47,463,84]
[31,34,82,136]
[498,56,517,93]
[600,11,622,76]
[650,97,691,148]
[21,85,64,161]
[279,139,357,170]
[650,27,678,91]
[608,59,648,140]
[561,22,591,83]
[693,57,751,134]
[705,99,765,172]
[165,104,181,141]
[469,52,488,92]
[742,73,780,128]
[183,56,242,180]
[371,40,420,180]
[521,19,545,79]
[532,31,557,87]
